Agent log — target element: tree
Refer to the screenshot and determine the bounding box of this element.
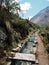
[0,0,20,22]
[0,0,21,52]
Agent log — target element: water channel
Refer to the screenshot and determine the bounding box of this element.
[11,33,35,65]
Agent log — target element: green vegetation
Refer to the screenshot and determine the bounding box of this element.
[0,0,20,57]
[0,0,38,58]
[0,0,49,65]
[39,25,49,53]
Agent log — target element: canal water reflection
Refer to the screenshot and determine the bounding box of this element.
[16,33,35,65]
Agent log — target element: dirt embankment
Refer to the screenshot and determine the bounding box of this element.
[36,32,49,65]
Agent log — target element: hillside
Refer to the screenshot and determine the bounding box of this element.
[0,0,39,61]
[30,6,49,26]
[39,24,49,53]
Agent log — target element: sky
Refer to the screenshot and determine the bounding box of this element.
[16,0,49,19]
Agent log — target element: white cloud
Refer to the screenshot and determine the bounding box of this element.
[20,2,32,13]
[29,16,32,20]
[15,0,18,2]
[16,0,22,2]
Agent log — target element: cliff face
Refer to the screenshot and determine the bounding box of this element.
[30,6,49,26]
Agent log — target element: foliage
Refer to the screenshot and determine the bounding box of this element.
[39,24,49,53]
[0,0,20,22]
[46,44,49,53]
[0,0,39,56]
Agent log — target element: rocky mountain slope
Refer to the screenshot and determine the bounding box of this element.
[30,6,49,26]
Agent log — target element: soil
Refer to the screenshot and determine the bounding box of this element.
[36,32,49,65]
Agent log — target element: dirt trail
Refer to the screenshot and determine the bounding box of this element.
[35,32,49,65]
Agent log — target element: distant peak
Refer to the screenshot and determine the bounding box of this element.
[30,6,49,26]
[46,6,49,8]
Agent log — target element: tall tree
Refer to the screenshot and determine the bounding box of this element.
[0,0,20,22]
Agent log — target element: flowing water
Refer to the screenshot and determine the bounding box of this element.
[16,33,35,65]
[10,34,35,65]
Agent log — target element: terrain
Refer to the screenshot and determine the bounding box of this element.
[30,6,49,26]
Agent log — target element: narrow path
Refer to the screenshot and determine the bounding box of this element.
[36,32,48,65]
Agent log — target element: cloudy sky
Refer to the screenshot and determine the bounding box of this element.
[16,0,49,19]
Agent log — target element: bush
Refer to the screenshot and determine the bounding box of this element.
[40,32,45,37]
[15,32,20,42]
[46,44,49,53]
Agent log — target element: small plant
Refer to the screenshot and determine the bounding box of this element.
[46,44,49,53]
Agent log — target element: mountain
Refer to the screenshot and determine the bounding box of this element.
[30,6,49,26]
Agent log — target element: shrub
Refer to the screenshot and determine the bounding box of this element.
[46,44,49,53]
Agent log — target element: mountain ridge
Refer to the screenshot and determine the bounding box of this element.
[30,6,49,26]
